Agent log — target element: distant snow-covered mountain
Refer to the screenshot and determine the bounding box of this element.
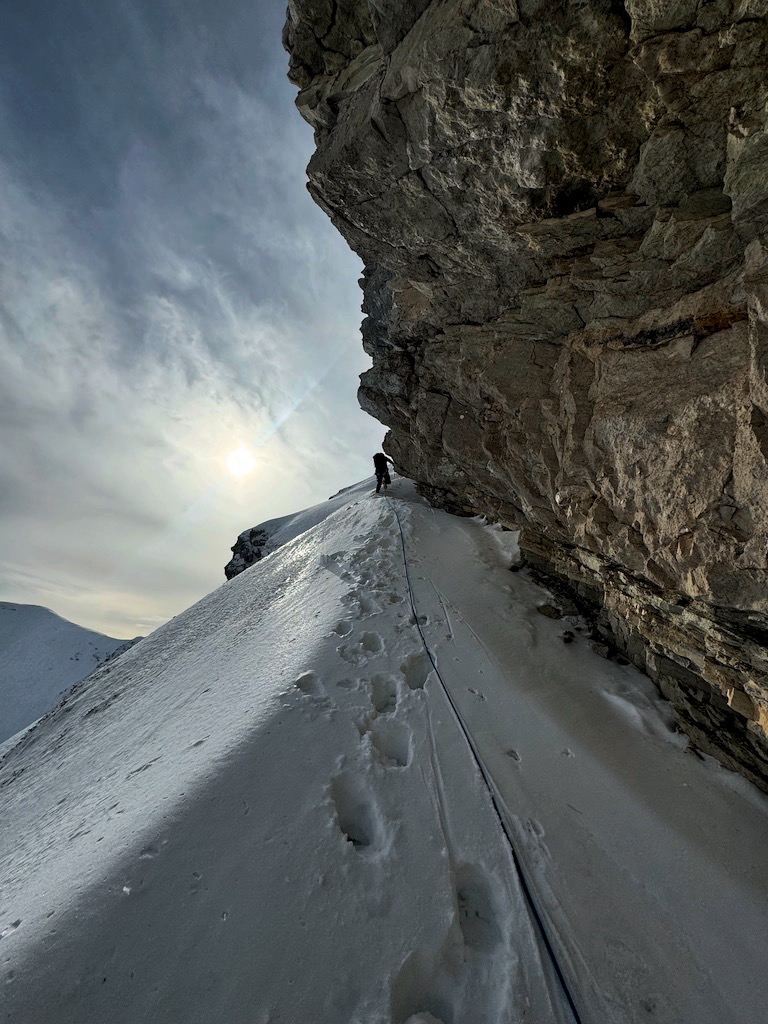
[0,602,140,743]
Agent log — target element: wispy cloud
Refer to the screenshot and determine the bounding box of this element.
[0,1,383,636]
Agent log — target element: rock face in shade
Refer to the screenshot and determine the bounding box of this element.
[225,527,272,580]
[284,0,768,790]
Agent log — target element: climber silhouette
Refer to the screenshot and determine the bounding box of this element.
[373,452,394,493]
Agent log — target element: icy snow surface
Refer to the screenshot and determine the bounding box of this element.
[0,602,137,745]
[2,479,768,1024]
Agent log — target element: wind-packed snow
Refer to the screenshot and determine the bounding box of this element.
[0,602,138,745]
[2,479,768,1024]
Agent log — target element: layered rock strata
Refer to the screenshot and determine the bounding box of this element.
[285,0,768,789]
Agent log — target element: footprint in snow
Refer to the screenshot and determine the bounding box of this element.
[362,632,384,653]
[332,620,353,637]
[401,651,432,691]
[339,645,365,667]
[319,552,349,578]
[455,863,502,952]
[390,950,442,1024]
[390,863,506,1024]
[321,551,346,565]
[341,589,381,618]
[339,632,385,666]
[294,672,326,700]
[330,772,388,854]
[363,594,383,616]
[370,674,399,713]
[370,718,411,768]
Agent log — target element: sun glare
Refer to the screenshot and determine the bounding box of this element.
[226,445,257,478]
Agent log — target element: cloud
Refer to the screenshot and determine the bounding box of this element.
[0,0,384,636]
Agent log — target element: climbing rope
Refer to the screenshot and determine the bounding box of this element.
[387,494,583,1024]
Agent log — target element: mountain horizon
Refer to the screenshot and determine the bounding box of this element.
[0,601,141,744]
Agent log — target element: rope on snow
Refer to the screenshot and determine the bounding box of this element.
[387,494,583,1024]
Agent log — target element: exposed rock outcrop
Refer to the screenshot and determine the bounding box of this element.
[285,0,768,790]
[225,527,271,580]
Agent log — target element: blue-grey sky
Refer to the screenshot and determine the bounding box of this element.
[0,1,383,637]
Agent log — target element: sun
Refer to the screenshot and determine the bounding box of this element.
[226,445,256,478]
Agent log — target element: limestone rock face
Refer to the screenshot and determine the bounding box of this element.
[285,0,768,789]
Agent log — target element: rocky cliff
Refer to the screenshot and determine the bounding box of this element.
[284,0,768,790]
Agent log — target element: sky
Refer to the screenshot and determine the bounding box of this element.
[0,0,384,638]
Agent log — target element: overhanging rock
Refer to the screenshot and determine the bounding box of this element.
[284,0,768,790]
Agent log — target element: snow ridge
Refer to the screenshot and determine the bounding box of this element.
[1,482,571,1023]
[3,479,768,1023]
[305,500,571,1023]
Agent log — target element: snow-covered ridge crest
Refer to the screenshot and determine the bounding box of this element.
[3,479,768,1023]
[224,481,368,579]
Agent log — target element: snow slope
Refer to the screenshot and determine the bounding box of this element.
[224,483,365,578]
[2,479,768,1024]
[0,602,139,744]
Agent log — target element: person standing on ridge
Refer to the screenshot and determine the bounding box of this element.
[373,452,394,493]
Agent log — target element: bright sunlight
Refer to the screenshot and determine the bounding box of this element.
[225,445,257,478]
